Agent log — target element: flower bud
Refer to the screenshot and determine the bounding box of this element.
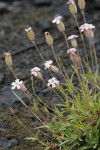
[20,83,27,92]
[25,26,35,43]
[70,53,81,66]
[57,21,65,32]
[78,0,85,10]
[71,38,78,48]
[4,52,12,67]
[79,23,95,40]
[49,65,59,73]
[44,32,53,47]
[36,72,43,80]
[67,0,77,16]
[67,48,81,67]
[84,29,94,40]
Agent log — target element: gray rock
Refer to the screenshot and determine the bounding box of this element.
[38,19,51,32]
[0,86,24,107]
[0,2,8,13]
[0,139,17,149]
[34,0,52,7]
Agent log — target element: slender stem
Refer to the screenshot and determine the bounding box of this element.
[31,77,55,115]
[90,39,98,69]
[10,67,17,79]
[11,89,46,126]
[89,41,94,72]
[74,15,88,63]
[10,107,32,133]
[42,79,64,103]
[51,46,68,82]
[81,10,86,23]
[51,46,61,70]
[33,41,45,63]
[63,32,70,49]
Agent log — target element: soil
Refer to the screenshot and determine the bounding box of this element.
[0,0,100,149]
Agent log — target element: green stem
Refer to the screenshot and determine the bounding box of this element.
[10,67,17,79]
[74,15,88,63]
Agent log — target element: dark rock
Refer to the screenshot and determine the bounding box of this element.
[0,86,24,107]
[0,2,8,13]
[57,5,70,17]
[95,0,100,9]
[0,139,17,149]
[38,19,51,32]
[0,122,8,132]
[0,74,4,84]
[34,0,52,7]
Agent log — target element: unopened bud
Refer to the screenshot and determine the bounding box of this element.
[70,53,81,66]
[4,52,12,67]
[20,83,27,92]
[67,0,77,16]
[45,32,53,47]
[36,72,43,80]
[25,26,35,43]
[57,21,65,32]
[67,48,81,66]
[49,65,59,73]
[78,0,85,10]
[71,38,78,48]
[84,30,94,40]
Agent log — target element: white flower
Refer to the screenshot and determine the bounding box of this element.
[4,51,11,56]
[31,67,41,76]
[67,35,78,40]
[44,60,53,69]
[67,48,77,54]
[79,23,95,32]
[52,15,63,24]
[47,77,59,88]
[25,26,32,32]
[11,79,23,90]
[66,0,75,4]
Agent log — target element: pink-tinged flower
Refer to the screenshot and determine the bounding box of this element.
[31,67,41,77]
[47,77,59,88]
[67,35,78,40]
[66,0,75,4]
[79,23,95,32]
[11,79,26,91]
[52,15,63,24]
[44,60,53,69]
[67,48,77,54]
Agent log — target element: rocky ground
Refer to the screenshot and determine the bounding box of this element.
[0,0,100,149]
